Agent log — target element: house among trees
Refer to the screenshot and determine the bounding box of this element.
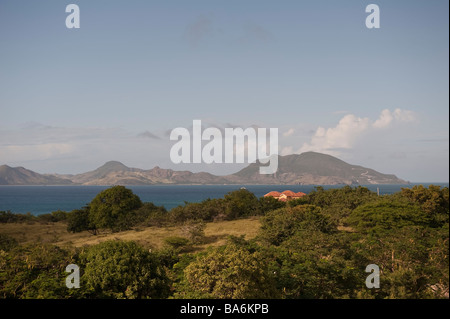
[264,190,307,202]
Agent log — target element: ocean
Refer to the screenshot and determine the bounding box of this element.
[0,184,448,216]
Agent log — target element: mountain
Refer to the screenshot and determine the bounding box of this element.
[0,152,408,185]
[229,152,408,185]
[70,161,228,185]
[0,165,73,185]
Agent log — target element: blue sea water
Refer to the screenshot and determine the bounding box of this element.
[0,184,448,216]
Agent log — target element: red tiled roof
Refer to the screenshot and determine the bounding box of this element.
[281,190,297,197]
[264,191,282,197]
[295,192,307,197]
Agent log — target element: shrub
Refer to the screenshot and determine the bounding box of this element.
[79,240,171,299]
[164,236,191,251]
[181,219,206,244]
[177,243,280,299]
[89,186,143,232]
[259,204,336,246]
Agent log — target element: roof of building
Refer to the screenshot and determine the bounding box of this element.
[264,190,308,198]
[295,192,307,197]
[264,191,282,197]
[281,190,297,197]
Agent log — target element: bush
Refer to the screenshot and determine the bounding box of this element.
[346,200,431,233]
[36,210,68,223]
[164,236,191,251]
[89,186,143,232]
[181,219,206,244]
[0,211,34,223]
[134,202,168,226]
[176,243,280,299]
[0,234,18,251]
[259,205,336,246]
[259,195,286,214]
[66,207,97,234]
[223,189,261,220]
[0,243,75,298]
[79,240,171,299]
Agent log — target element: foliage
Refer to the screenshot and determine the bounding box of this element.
[259,205,336,246]
[0,234,18,251]
[36,210,68,223]
[259,195,286,213]
[163,236,191,251]
[66,207,97,234]
[175,242,280,299]
[0,243,75,299]
[267,231,364,299]
[305,186,379,225]
[0,210,34,223]
[351,225,449,298]
[181,219,206,244]
[398,185,449,227]
[78,240,171,299]
[223,188,261,220]
[1,184,448,299]
[134,202,168,226]
[88,186,143,232]
[346,200,431,233]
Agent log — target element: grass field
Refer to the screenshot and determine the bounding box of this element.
[0,217,262,251]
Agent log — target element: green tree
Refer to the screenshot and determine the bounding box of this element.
[351,225,449,298]
[181,219,206,244]
[259,195,286,214]
[306,186,379,225]
[0,243,75,299]
[66,206,97,234]
[89,186,143,232]
[346,200,431,233]
[79,240,170,299]
[399,185,449,227]
[176,243,279,299]
[259,205,336,246]
[268,231,363,299]
[223,189,261,220]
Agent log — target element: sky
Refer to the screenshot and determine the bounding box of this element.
[0,0,448,182]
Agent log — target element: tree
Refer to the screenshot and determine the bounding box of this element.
[223,189,260,220]
[176,243,279,299]
[66,206,97,234]
[89,186,143,232]
[399,185,449,227]
[259,205,336,246]
[181,219,206,244]
[259,195,286,214]
[351,225,449,298]
[79,240,171,299]
[0,243,75,299]
[269,231,363,299]
[346,200,431,233]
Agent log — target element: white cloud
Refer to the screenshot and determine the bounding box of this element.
[283,128,295,137]
[299,114,370,154]
[372,109,394,128]
[295,109,417,156]
[373,108,417,128]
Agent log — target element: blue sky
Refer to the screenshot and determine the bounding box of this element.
[0,0,448,182]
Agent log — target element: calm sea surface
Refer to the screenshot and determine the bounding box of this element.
[0,184,448,215]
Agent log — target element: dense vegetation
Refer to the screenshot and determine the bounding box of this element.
[0,185,448,299]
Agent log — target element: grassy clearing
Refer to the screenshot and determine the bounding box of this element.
[0,217,262,251]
